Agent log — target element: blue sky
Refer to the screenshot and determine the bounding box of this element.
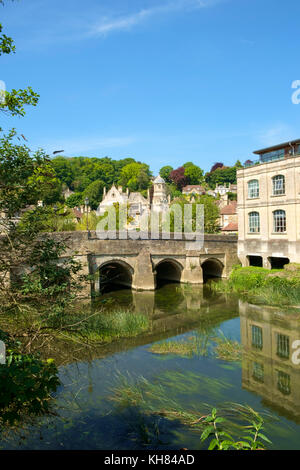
[1,0,300,174]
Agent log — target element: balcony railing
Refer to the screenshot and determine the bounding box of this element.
[244,151,300,168]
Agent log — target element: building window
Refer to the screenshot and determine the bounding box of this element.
[248,179,259,198]
[251,325,263,350]
[249,212,260,233]
[252,362,264,383]
[276,333,290,359]
[260,148,285,163]
[273,210,286,233]
[272,175,285,195]
[277,370,291,395]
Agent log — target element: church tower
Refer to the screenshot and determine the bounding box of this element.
[152,175,169,212]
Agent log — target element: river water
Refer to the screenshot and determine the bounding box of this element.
[2,284,300,450]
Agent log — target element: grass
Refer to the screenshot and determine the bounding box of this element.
[109,371,274,449]
[212,265,300,306]
[59,309,150,344]
[213,332,243,362]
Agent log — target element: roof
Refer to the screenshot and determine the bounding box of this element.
[73,208,83,219]
[253,139,300,155]
[128,192,148,203]
[220,201,237,215]
[221,222,238,232]
[154,175,165,184]
[182,185,205,191]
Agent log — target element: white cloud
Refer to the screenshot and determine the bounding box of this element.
[258,124,296,147]
[89,0,221,36]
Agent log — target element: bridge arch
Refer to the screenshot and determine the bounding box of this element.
[98,259,134,293]
[155,258,183,287]
[201,257,224,283]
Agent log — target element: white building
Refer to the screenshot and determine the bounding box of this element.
[96,176,170,218]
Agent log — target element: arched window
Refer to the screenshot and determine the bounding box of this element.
[248,180,259,198]
[249,212,260,233]
[272,175,285,196]
[273,210,286,233]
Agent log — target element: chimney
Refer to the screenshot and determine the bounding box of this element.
[118,186,123,194]
[126,187,129,195]
[103,187,106,196]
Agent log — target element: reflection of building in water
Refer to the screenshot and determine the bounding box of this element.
[240,301,300,422]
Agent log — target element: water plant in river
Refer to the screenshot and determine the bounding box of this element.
[213,331,243,362]
[149,336,207,358]
[57,309,150,344]
[200,407,271,450]
[109,371,272,449]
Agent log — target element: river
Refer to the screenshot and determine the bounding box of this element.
[2,283,300,450]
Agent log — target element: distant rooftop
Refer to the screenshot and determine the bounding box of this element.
[243,139,300,168]
[253,139,300,155]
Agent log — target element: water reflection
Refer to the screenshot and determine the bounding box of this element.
[240,301,300,423]
[3,284,300,450]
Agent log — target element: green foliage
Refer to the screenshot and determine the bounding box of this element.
[0,3,39,117]
[65,192,83,208]
[169,194,220,234]
[51,155,145,196]
[118,162,152,191]
[0,22,15,56]
[76,211,102,231]
[0,331,59,426]
[183,163,204,185]
[54,310,149,344]
[159,165,173,183]
[20,237,81,297]
[213,266,300,306]
[17,205,76,233]
[205,164,238,189]
[0,130,59,217]
[200,407,271,450]
[82,179,105,210]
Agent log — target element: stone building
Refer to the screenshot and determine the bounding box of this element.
[182,185,206,196]
[219,200,238,233]
[96,176,169,219]
[237,139,300,268]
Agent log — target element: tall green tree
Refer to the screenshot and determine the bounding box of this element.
[159,165,173,183]
[118,162,152,191]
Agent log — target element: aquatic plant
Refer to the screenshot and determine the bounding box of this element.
[59,309,150,344]
[200,406,271,450]
[213,331,243,362]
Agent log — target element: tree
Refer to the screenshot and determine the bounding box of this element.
[169,166,188,191]
[210,162,224,173]
[183,163,204,185]
[205,165,237,189]
[169,194,220,234]
[51,157,75,189]
[66,192,83,208]
[159,165,173,183]
[82,179,105,210]
[118,162,151,191]
[0,2,39,118]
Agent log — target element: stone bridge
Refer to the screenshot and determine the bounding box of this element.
[52,231,238,293]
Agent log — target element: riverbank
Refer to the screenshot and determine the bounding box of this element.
[212,264,300,306]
